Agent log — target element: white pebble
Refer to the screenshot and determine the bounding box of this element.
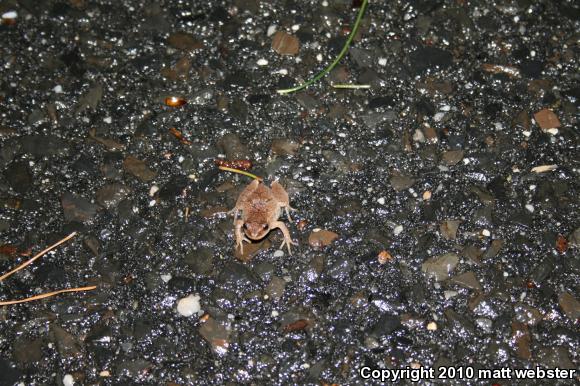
[316,53,323,62]
[378,57,387,66]
[257,58,268,66]
[433,112,445,122]
[277,68,288,75]
[103,116,112,124]
[322,0,329,6]
[2,11,17,19]
[63,374,74,386]
[444,290,458,300]
[525,204,534,213]
[529,185,536,190]
[161,274,172,283]
[546,128,558,135]
[482,229,491,237]
[271,310,279,317]
[440,105,451,111]
[393,225,403,236]
[273,250,284,258]
[149,185,159,197]
[291,24,300,31]
[267,25,277,37]
[377,197,385,205]
[53,85,63,93]
[177,294,201,317]
[523,130,532,137]
[148,199,156,207]
[427,321,437,331]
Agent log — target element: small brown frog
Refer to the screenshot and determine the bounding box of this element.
[230,179,297,255]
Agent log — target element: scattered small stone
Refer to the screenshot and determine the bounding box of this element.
[61,192,100,222]
[308,229,338,248]
[393,225,403,236]
[483,239,504,259]
[217,133,250,160]
[96,184,131,209]
[558,292,580,320]
[555,234,568,253]
[441,150,464,165]
[440,220,461,240]
[444,290,458,299]
[427,321,437,331]
[390,175,416,192]
[531,164,557,173]
[76,83,103,112]
[422,190,432,200]
[123,156,157,182]
[512,321,531,360]
[450,271,482,291]
[533,108,561,129]
[271,138,300,156]
[421,253,459,281]
[167,32,203,50]
[257,58,268,66]
[199,317,230,354]
[63,374,75,386]
[271,31,299,55]
[177,294,201,317]
[265,276,286,300]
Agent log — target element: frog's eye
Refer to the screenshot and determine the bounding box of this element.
[243,223,248,229]
[262,224,268,230]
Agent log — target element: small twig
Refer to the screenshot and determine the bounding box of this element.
[331,84,371,89]
[276,0,369,95]
[218,166,262,181]
[0,286,97,306]
[0,232,77,282]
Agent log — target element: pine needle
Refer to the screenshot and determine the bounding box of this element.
[0,286,97,306]
[0,232,77,282]
[276,0,369,95]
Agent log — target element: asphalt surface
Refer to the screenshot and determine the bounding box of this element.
[0,0,578,385]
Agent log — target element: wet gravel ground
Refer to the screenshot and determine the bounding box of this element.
[0,0,579,385]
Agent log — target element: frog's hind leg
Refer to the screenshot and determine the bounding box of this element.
[271,180,296,221]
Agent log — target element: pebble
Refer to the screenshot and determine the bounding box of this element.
[308,229,338,248]
[440,220,461,240]
[271,31,300,55]
[427,321,437,331]
[525,204,534,213]
[63,374,74,386]
[266,25,277,37]
[123,156,157,182]
[61,192,100,222]
[257,58,268,66]
[199,317,230,355]
[421,253,459,282]
[176,294,201,317]
[558,292,580,320]
[377,197,385,205]
[533,108,561,129]
[2,11,17,19]
[393,225,403,236]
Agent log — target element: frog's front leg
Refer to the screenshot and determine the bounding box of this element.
[270,220,298,254]
[234,219,250,253]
